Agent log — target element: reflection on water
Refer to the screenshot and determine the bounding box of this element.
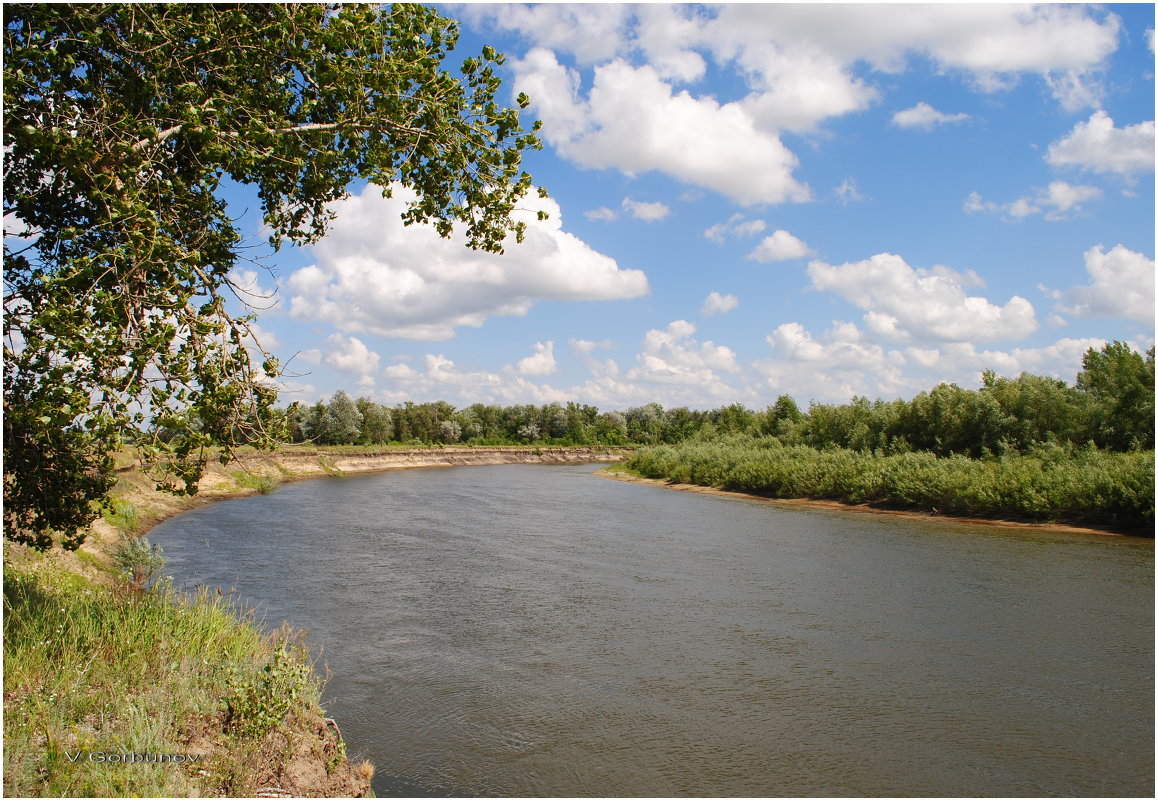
[151,463,1154,797]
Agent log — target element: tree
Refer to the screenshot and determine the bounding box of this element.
[3,4,544,549]
[325,391,363,446]
[1076,342,1155,451]
[355,397,393,445]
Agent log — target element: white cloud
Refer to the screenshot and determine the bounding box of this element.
[757,319,1113,405]
[905,337,1114,385]
[1054,245,1155,324]
[701,291,739,317]
[758,321,909,403]
[834,178,865,205]
[459,4,632,66]
[585,207,618,223]
[490,6,1121,210]
[747,230,812,263]
[318,334,381,388]
[285,184,648,341]
[807,253,1037,342]
[513,50,811,206]
[704,214,766,243]
[965,181,1103,220]
[891,101,970,130]
[625,320,740,396]
[621,197,671,222]
[1046,111,1156,176]
[509,340,558,376]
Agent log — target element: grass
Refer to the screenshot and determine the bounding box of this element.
[626,435,1154,530]
[2,556,340,797]
[229,470,280,494]
[101,499,140,535]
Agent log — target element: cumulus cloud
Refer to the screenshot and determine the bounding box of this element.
[509,340,558,376]
[621,197,671,221]
[747,230,813,263]
[807,253,1037,342]
[1053,244,1155,324]
[316,334,381,388]
[485,5,1122,209]
[758,321,909,402]
[891,101,970,130]
[227,268,280,311]
[513,50,811,206]
[964,181,1104,220]
[585,207,618,223]
[901,337,1114,385]
[1046,111,1156,176]
[626,320,740,395]
[701,291,739,317]
[285,184,648,341]
[459,3,632,66]
[704,214,766,243]
[757,320,1111,404]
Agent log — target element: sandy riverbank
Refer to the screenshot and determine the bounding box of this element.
[91,446,632,546]
[596,467,1145,538]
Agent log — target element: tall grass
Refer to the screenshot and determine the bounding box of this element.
[626,435,1154,529]
[2,561,326,797]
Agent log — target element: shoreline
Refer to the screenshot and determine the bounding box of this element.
[596,468,1149,539]
[99,445,633,545]
[33,446,630,799]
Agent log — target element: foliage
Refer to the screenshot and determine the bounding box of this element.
[110,536,166,592]
[280,344,1153,456]
[231,471,280,495]
[102,499,140,536]
[626,435,1154,530]
[225,641,313,739]
[1076,341,1155,451]
[3,3,544,550]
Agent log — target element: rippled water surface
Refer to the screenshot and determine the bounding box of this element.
[151,463,1153,796]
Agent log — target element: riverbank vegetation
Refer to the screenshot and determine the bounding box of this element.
[620,343,1153,531]
[3,550,372,797]
[624,437,1153,530]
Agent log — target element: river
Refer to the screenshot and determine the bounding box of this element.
[149,462,1154,797]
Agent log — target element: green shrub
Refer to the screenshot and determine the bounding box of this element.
[110,536,165,592]
[225,641,314,738]
[625,434,1153,528]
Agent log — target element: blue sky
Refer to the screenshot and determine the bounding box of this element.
[231,3,1155,411]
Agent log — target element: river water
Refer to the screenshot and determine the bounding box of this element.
[150,463,1153,797]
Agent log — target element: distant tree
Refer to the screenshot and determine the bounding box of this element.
[356,398,393,444]
[304,401,332,445]
[710,402,756,435]
[1077,342,1155,451]
[626,403,665,443]
[438,419,462,444]
[597,411,628,444]
[325,391,363,445]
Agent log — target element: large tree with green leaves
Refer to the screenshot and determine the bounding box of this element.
[1076,342,1156,451]
[3,3,544,549]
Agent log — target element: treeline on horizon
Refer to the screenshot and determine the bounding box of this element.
[277,342,1154,457]
[272,342,1153,529]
